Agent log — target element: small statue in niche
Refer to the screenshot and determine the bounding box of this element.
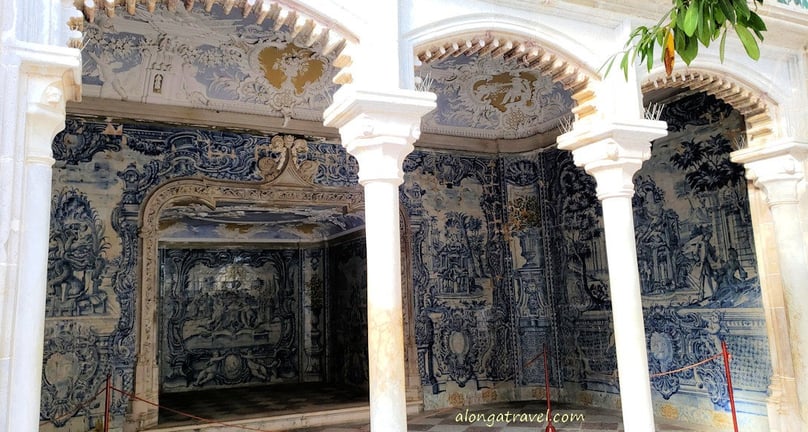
[152,74,163,94]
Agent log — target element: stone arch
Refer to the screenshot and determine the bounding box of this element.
[71,0,358,84]
[131,157,422,428]
[404,15,612,130]
[408,15,594,90]
[642,67,779,147]
[132,165,365,428]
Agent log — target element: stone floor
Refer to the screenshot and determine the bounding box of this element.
[158,383,368,426]
[156,384,703,431]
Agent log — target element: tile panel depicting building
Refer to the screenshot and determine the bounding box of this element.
[1,1,808,432]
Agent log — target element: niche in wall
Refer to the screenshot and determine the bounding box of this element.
[135,139,368,413]
[158,246,303,392]
[155,201,367,394]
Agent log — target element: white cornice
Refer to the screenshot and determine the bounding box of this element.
[68,97,560,154]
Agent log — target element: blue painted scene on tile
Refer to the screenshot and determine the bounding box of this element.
[42,90,770,429]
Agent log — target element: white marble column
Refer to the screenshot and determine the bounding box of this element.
[324,87,435,431]
[558,119,667,432]
[732,140,808,430]
[0,48,81,430]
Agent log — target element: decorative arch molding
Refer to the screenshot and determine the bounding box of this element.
[406,15,602,127]
[131,157,422,427]
[132,166,365,427]
[409,15,595,93]
[72,0,357,84]
[642,68,779,147]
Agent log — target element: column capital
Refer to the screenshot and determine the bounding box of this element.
[731,139,808,206]
[557,119,668,200]
[26,73,76,163]
[5,42,82,165]
[323,86,436,185]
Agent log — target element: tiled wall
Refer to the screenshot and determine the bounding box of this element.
[327,234,369,388]
[543,93,770,427]
[41,102,771,429]
[41,119,359,429]
[158,247,302,393]
[402,150,515,408]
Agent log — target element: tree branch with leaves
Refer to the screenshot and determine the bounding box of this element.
[605,0,767,79]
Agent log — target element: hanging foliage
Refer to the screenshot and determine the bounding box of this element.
[605,0,767,79]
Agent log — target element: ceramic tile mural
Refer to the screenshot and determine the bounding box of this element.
[42,92,771,428]
[416,55,574,139]
[402,150,516,408]
[302,247,326,383]
[327,234,369,388]
[544,93,770,424]
[80,4,340,122]
[41,118,362,429]
[158,247,301,393]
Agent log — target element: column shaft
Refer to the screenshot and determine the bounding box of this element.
[7,162,54,431]
[557,118,667,432]
[732,142,808,429]
[600,196,655,431]
[323,86,436,432]
[0,52,77,427]
[767,200,808,424]
[364,180,408,431]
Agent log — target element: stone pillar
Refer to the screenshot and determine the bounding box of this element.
[324,87,435,431]
[0,45,81,430]
[732,140,808,430]
[558,119,667,432]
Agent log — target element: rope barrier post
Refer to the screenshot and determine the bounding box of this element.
[721,340,739,432]
[544,344,556,432]
[104,374,111,432]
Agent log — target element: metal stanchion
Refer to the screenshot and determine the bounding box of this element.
[721,340,739,432]
[104,374,111,432]
[544,344,556,432]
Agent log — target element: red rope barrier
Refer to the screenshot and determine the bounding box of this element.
[649,353,723,378]
[40,345,739,431]
[39,385,108,426]
[543,344,556,432]
[492,350,546,389]
[111,386,273,432]
[103,374,112,432]
[648,345,739,431]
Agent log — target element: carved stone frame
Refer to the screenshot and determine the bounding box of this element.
[130,171,420,428]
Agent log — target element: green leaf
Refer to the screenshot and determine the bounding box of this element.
[747,11,767,32]
[718,0,736,24]
[679,36,699,64]
[674,27,686,51]
[683,2,699,36]
[676,5,687,30]
[734,0,751,20]
[656,27,666,46]
[600,53,618,77]
[714,5,726,23]
[697,6,714,46]
[606,0,768,80]
[620,52,629,81]
[734,23,760,60]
